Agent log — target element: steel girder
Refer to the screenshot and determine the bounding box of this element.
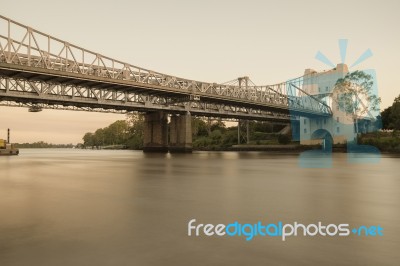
[0,76,293,122]
[0,14,332,118]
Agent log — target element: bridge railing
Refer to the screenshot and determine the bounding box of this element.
[0,14,331,116]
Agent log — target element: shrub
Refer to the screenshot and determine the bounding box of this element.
[278,134,291,144]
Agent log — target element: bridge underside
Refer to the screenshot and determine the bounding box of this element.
[0,62,330,118]
[0,66,296,122]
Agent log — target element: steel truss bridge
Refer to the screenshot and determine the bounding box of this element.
[0,15,332,122]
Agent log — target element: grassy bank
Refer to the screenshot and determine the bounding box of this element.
[358,131,400,153]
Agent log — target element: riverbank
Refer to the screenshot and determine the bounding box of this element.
[193,144,348,152]
[358,132,400,153]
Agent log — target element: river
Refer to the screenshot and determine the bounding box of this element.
[0,149,399,265]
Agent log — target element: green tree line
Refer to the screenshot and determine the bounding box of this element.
[82,114,144,149]
[82,114,284,150]
[358,94,400,153]
[381,94,400,130]
[191,119,284,149]
[81,94,400,151]
[16,141,74,148]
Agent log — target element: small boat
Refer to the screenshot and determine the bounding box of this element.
[0,129,19,156]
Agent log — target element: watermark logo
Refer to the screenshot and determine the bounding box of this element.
[289,39,381,168]
[188,219,383,241]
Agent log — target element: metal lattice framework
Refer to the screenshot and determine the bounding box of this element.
[0,14,332,120]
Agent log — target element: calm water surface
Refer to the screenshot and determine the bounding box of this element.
[0,149,399,265]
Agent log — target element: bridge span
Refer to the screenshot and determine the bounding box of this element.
[0,14,332,152]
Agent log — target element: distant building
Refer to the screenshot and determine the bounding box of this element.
[299,63,373,146]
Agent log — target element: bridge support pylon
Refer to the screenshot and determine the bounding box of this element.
[237,120,250,144]
[143,111,169,152]
[169,113,192,153]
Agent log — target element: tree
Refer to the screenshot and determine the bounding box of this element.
[334,71,381,133]
[127,114,144,138]
[83,132,95,147]
[125,113,144,149]
[389,95,400,130]
[251,121,273,133]
[192,118,208,137]
[210,120,226,132]
[380,94,400,130]
[278,134,291,144]
[93,128,105,147]
[106,120,130,145]
[81,114,145,149]
[392,105,400,130]
[381,106,392,129]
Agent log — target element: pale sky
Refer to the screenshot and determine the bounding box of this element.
[0,0,399,144]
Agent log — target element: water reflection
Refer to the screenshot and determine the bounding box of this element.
[0,149,399,265]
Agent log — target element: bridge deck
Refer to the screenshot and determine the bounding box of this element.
[0,14,332,120]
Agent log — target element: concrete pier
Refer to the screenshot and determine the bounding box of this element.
[169,113,192,153]
[143,111,169,152]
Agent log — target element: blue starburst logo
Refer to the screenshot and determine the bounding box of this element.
[315,39,373,68]
[292,39,382,168]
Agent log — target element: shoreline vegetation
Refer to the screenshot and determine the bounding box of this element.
[76,92,399,153]
[15,124,400,153]
[15,142,74,149]
[78,117,399,153]
[14,141,399,153]
[13,131,400,153]
[16,94,400,153]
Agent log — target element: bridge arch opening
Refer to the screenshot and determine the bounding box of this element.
[311,129,333,151]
